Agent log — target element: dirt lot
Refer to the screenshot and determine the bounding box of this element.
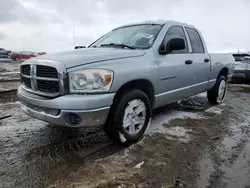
[0,64,250,188]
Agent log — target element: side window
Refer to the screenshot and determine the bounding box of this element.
[163,26,188,54]
[185,27,204,53]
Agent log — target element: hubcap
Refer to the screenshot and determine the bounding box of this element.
[122,99,146,136]
[218,80,226,102]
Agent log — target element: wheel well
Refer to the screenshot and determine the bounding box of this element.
[218,67,229,80]
[113,79,155,105]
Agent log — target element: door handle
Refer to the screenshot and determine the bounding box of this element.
[204,58,210,63]
[185,60,193,65]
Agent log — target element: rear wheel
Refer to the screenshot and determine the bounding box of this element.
[207,76,227,105]
[104,90,152,145]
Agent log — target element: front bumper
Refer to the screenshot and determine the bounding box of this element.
[17,86,115,127]
[232,69,250,80]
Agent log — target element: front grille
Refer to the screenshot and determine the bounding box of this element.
[37,65,58,78]
[22,77,31,88]
[21,65,30,75]
[20,64,60,97]
[37,80,59,92]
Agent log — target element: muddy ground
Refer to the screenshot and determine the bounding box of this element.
[0,63,250,188]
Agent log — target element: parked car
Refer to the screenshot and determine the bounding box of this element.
[38,52,46,55]
[17,20,235,145]
[232,53,250,81]
[75,46,86,49]
[9,51,38,61]
[0,48,11,59]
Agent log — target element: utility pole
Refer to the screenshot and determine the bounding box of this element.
[73,20,76,48]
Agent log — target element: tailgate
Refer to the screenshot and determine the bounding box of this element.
[234,61,247,71]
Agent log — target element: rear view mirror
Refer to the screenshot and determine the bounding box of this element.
[159,37,185,55]
[75,46,86,49]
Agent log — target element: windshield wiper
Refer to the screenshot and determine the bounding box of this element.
[100,43,135,49]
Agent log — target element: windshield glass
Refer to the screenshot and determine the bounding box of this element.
[89,24,163,49]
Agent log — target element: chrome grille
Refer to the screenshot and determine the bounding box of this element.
[20,64,60,97]
[37,65,58,78]
[21,65,30,75]
[22,77,31,89]
[37,80,59,92]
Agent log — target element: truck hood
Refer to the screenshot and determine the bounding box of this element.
[35,48,146,68]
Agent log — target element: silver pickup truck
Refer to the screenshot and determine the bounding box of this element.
[17,20,235,144]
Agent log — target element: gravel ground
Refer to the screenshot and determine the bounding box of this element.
[0,67,250,188]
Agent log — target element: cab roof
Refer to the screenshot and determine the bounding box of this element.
[113,20,196,30]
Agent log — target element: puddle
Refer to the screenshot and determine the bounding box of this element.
[196,154,215,188]
[220,137,237,150]
[221,141,250,187]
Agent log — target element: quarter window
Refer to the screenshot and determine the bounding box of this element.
[185,27,204,53]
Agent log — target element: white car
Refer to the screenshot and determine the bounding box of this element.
[232,53,250,81]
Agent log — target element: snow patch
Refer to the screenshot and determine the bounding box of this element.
[192,92,207,98]
[146,110,204,135]
[165,126,191,137]
[205,107,222,114]
[134,161,144,169]
[144,118,152,134]
[119,132,127,143]
[0,101,20,107]
[164,126,191,143]
[0,71,20,75]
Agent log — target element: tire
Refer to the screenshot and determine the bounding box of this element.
[104,89,152,145]
[207,75,227,105]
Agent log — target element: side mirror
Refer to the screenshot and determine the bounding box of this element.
[159,37,185,55]
[75,46,86,49]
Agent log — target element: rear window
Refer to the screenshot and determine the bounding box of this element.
[185,27,204,53]
[233,54,250,61]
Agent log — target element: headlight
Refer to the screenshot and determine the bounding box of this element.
[69,69,114,93]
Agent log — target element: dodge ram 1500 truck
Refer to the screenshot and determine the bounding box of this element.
[17,20,235,144]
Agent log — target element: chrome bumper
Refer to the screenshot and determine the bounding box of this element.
[17,86,115,127]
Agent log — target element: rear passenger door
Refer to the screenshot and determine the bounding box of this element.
[184,27,210,94]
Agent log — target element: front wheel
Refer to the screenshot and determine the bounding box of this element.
[104,90,152,145]
[207,75,227,105]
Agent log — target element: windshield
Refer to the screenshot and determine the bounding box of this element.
[89,24,163,49]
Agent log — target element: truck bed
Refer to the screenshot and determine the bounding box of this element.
[209,53,235,81]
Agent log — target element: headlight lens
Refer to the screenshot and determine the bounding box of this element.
[69,69,113,93]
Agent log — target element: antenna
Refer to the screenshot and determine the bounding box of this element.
[73,20,76,48]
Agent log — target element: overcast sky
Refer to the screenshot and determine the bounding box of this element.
[0,0,250,53]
